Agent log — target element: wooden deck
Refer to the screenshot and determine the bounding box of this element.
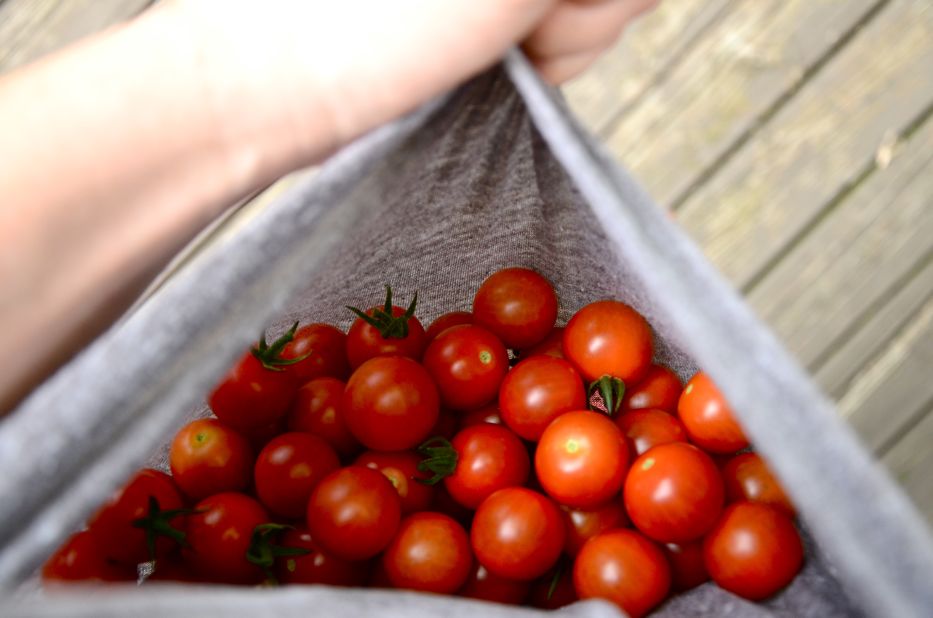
[2,0,931,525]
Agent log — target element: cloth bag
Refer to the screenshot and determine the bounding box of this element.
[1,52,931,617]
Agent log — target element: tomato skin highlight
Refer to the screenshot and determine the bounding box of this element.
[254,432,340,518]
[704,502,804,601]
[183,492,269,585]
[355,450,435,514]
[563,300,653,384]
[169,418,253,501]
[615,408,688,456]
[423,325,509,411]
[498,356,586,441]
[382,512,472,594]
[722,452,796,517]
[624,442,724,543]
[458,405,504,428]
[535,410,629,509]
[343,356,439,451]
[426,311,473,342]
[444,424,530,509]
[275,527,369,586]
[281,322,350,383]
[41,531,134,583]
[472,267,558,350]
[562,502,630,558]
[678,372,749,454]
[459,561,530,605]
[573,529,671,618]
[346,305,427,369]
[623,364,682,412]
[208,351,298,432]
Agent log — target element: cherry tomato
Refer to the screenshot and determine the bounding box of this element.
[573,529,670,618]
[563,300,653,384]
[423,325,508,411]
[86,468,186,566]
[520,327,564,359]
[275,527,369,586]
[430,407,460,440]
[169,418,253,501]
[562,502,630,557]
[382,512,472,594]
[42,531,134,582]
[722,452,795,517]
[426,311,473,341]
[471,488,565,581]
[433,482,475,528]
[472,267,558,350]
[623,364,682,412]
[704,502,804,600]
[306,466,401,561]
[254,432,340,518]
[498,356,585,441]
[535,410,629,508]
[287,377,360,458]
[662,541,709,591]
[529,564,578,609]
[624,442,724,543]
[615,408,688,456]
[677,372,749,454]
[343,356,439,451]
[346,288,427,369]
[355,450,435,514]
[280,322,350,382]
[459,561,530,605]
[440,424,530,509]
[183,492,268,584]
[458,405,503,428]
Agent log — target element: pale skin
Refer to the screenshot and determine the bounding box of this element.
[0,0,657,412]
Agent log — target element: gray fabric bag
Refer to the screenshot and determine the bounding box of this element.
[1,52,931,617]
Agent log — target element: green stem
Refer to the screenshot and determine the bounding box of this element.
[416,436,458,485]
[587,375,626,417]
[347,285,419,339]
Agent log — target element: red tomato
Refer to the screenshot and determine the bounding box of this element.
[535,410,629,508]
[615,408,688,456]
[423,325,508,411]
[169,418,253,501]
[355,450,435,514]
[458,405,503,428]
[704,502,804,600]
[183,492,268,584]
[520,327,564,359]
[663,541,709,591]
[722,452,796,517]
[472,267,558,350]
[426,311,473,341]
[41,531,134,582]
[254,432,340,518]
[433,482,475,528]
[471,488,565,581]
[562,300,653,384]
[287,377,360,458]
[87,468,186,566]
[440,424,530,509]
[382,512,472,594]
[306,466,401,561]
[562,502,630,557]
[623,364,682,412]
[346,288,427,369]
[677,372,749,454]
[624,442,724,543]
[280,322,350,383]
[529,564,578,609]
[459,561,530,605]
[343,356,439,451]
[498,356,586,441]
[430,407,459,439]
[275,527,369,586]
[573,529,670,618]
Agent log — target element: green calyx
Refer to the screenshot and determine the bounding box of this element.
[131,496,195,565]
[246,523,310,585]
[416,436,458,485]
[587,375,626,417]
[347,285,418,340]
[251,321,309,371]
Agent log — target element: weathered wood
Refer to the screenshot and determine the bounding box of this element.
[675,0,933,290]
[881,402,933,528]
[0,0,151,73]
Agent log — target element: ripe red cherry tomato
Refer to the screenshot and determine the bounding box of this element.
[722,452,796,517]
[459,405,503,428]
[677,372,749,454]
[472,267,558,350]
[382,512,472,594]
[624,442,724,543]
[287,377,360,457]
[306,466,401,561]
[280,322,350,383]
[535,410,629,508]
[704,502,804,600]
[423,325,508,411]
[563,300,653,384]
[254,432,340,518]
[274,527,369,586]
[562,502,629,557]
[439,424,530,509]
[425,311,473,341]
[343,356,439,451]
[355,450,435,514]
[183,492,269,584]
[42,531,134,582]
[169,418,253,501]
[86,468,186,566]
[615,408,688,456]
[663,541,709,591]
[460,561,530,605]
[470,488,565,581]
[498,356,585,441]
[529,564,578,609]
[520,327,564,359]
[346,288,427,369]
[622,364,682,412]
[573,529,671,618]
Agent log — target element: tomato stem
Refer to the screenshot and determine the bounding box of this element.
[416,436,458,485]
[245,523,310,585]
[252,321,311,371]
[131,496,197,565]
[588,375,625,417]
[347,285,419,340]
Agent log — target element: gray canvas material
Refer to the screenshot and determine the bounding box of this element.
[1,51,932,617]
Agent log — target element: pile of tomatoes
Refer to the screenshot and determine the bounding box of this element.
[42,267,804,617]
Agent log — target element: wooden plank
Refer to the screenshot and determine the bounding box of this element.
[0,0,151,73]
[675,0,933,290]
[881,404,933,528]
[564,0,732,136]
[602,0,882,207]
[747,114,933,370]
